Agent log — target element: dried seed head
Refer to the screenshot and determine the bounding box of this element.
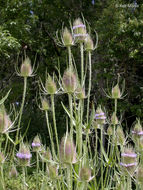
[60,135,76,164]
[120,147,137,175]
[20,57,32,77]
[112,84,121,99]
[41,98,50,111]
[32,135,41,152]
[75,87,86,99]
[47,165,58,179]
[63,69,77,93]
[84,35,94,51]
[9,166,18,178]
[73,18,87,43]
[16,143,32,166]
[0,108,11,134]
[63,27,73,47]
[79,167,91,182]
[94,105,106,125]
[111,112,118,125]
[116,126,125,146]
[45,75,57,94]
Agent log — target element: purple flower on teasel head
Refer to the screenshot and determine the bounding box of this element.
[94,105,106,125]
[32,135,42,152]
[16,143,31,166]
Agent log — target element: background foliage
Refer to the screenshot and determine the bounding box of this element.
[0,0,142,142]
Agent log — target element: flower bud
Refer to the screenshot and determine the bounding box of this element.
[73,18,87,43]
[84,35,94,51]
[63,69,77,93]
[111,112,118,125]
[20,57,32,77]
[9,166,18,178]
[16,143,32,166]
[75,87,86,99]
[41,98,50,111]
[47,165,58,179]
[45,75,57,94]
[94,105,106,125]
[120,147,137,176]
[32,135,41,152]
[116,126,125,146]
[79,167,91,182]
[60,135,76,164]
[63,27,73,47]
[112,84,121,99]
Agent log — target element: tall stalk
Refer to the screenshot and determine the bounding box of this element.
[45,110,56,159]
[86,51,92,124]
[67,164,72,190]
[51,94,59,158]
[15,77,27,144]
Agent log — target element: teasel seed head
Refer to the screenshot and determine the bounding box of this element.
[84,35,94,52]
[63,27,73,47]
[94,105,106,125]
[111,112,118,125]
[112,84,121,99]
[73,18,87,43]
[60,134,76,164]
[32,135,41,152]
[41,147,52,162]
[120,146,137,176]
[16,143,32,166]
[116,126,125,146]
[20,57,32,77]
[0,107,12,134]
[0,152,5,164]
[9,166,18,178]
[47,165,59,179]
[45,74,57,94]
[75,87,86,99]
[132,119,143,144]
[62,69,77,93]
[41,98,50,111]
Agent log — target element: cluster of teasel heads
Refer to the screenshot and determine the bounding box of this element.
[0,17,142,189]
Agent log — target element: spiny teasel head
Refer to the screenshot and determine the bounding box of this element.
[111,112,118,125]
[116,126,125,146]
[75,87,86,99]
[60,134,76,164]
[0,107,12,134]
[20,57,33,77]
[45,74,57,94]
[94,105,106,125]
[9,165,18,178]
[107,126,113,136]
[73,18,87,43]
[63,27,73,47]
[41,147,52,163]
[16,143,32,166]
[41,98,50,111]
[112,84,121,99]
[79,167,91,182]
[84,35,94,52]
[132,119,143,143]
[47,164,59,179]
[136,166,143,184]
[120,146,137,176]
[32,135,41,152]
[62,68,77,93]
[0,152,5,164]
